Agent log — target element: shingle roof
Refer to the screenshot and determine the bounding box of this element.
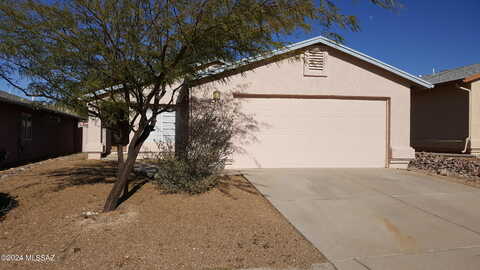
[420,64,480,85]
[0,90,84,119]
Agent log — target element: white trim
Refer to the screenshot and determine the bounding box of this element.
[211,36,433,89]
[90,36,433,97]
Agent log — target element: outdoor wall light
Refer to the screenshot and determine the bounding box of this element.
[212,90,221,101]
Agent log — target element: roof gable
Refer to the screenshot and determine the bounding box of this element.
[202,36,433,88]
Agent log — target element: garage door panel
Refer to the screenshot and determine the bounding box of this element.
[230,98,387,168]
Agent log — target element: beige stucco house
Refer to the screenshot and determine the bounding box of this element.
[84,36,433,169]
[411,64,480,155]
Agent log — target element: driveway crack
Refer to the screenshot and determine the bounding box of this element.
[353,258,372,270]
[355,180,480,237]
[392,195,480,236]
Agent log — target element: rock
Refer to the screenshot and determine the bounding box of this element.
[133,162,160,179]
[439,168,449,176]
[145,168,158,178]
[81,211,99,218]
[409,152,480,180]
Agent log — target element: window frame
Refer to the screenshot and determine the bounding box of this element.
[20,113,33,141]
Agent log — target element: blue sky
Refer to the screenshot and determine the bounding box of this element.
[2,0,479,97]
[291,0,480,76]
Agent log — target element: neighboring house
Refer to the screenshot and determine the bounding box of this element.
[84,36,433,169]
[0,90,84,169]
[411,64,480,154]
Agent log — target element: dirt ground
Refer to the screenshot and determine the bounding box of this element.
[0,154,325,270]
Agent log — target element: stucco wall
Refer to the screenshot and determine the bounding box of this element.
[194,45,415,167]
[84,83,183,159]
[411,82,469,153]
[0,103,82,168]
[471,80,480,155]
[84,116,103,159]
[85,45,418,167]
[85,111,175,159]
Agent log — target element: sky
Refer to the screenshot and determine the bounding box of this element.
[2,0,479,97]
[290,0,480,76]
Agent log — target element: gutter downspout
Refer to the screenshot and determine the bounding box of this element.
[457,85,471,153]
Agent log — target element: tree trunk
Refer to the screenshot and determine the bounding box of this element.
[175,85,189,161]
[104,141,142,212]
[116,145,129,196]
[104,109,158,212]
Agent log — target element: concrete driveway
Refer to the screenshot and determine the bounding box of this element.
[242,168,480,270]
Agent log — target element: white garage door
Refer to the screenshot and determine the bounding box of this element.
[230,97,387,168]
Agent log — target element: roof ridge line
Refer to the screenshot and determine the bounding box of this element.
[209,35,433,88]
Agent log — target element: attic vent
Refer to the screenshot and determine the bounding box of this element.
[304,47,327,77]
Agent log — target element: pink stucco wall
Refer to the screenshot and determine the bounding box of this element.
[195,45,415,168]
[85,44,417,168]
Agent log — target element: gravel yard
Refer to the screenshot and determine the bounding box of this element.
[408,152,480,188]
[0,154,325,270]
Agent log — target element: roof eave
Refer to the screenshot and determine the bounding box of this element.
[0,97,85,120]
[297,37,433,88]
[464,73,480,83]
[203,36,433,89]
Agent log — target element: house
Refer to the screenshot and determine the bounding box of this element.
[411,64,480,154]
[0,90,84,169]
[84,36,433,169]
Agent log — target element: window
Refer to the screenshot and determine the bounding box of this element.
[303,47,328,77]
[21,113,32,140]
[145,110,176,144]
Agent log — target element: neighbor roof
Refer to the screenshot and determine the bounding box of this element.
[204,36,433,88]
[0,90,84,119]
[420,63,480,85]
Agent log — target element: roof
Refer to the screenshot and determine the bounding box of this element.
[420,63,480,84]
[204,36,433,88]
[92,35,433,96]
[0,90,84,119]
[465,73,480,83]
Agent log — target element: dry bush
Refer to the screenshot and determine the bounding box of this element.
[152,95,257,194]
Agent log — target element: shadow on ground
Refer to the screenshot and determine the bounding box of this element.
[45,161,119,192]
[0,192,18,222]
[217,175,260,199]
[43,162,146,191]
[116,179,149,207]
